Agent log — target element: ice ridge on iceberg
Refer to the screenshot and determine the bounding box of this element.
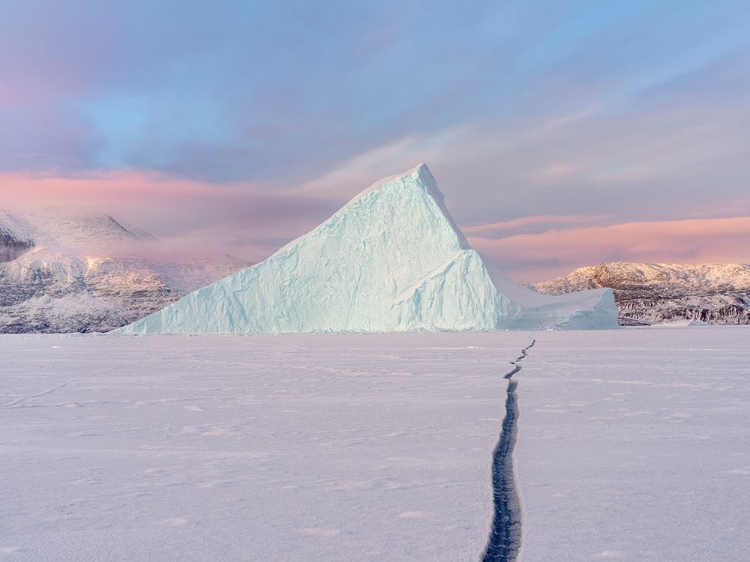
[119,164,618,334]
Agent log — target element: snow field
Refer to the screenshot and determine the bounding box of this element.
[517,327,750,561]
[1,329,749,561]
[1,333,529,561]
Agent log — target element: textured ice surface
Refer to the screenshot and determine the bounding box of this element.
[121,165,617,334]
[516,327,750,561]
[0,333,525,562]
[2,329,749,562]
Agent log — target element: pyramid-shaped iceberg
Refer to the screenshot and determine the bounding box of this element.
[120,164,618,334]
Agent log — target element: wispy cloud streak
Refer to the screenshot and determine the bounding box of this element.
[471,217,750,282]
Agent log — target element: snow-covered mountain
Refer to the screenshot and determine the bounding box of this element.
[121,164,618,334]
[533,262,750,325]
[0,210,249,333]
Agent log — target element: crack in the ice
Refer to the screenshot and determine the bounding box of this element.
[1,360,146,408]
[481,339,535,562]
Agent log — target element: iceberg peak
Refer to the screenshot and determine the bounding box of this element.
[346,162,469,251]
[362,162,435,195]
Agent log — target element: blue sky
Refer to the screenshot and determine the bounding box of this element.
[2,1,750,279]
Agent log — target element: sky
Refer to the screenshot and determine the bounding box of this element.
[1,0,750,281]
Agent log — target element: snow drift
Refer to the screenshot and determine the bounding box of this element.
[120,164,617,334]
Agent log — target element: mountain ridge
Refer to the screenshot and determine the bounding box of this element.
[533,262,750,325]
[0,209,249,333]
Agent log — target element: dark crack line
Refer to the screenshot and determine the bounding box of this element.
[481,339,535,562]
[2,359,150,408]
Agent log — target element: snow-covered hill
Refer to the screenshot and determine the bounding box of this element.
[121,164,618,334]
[0,210,249,333]
[533,262,750,325]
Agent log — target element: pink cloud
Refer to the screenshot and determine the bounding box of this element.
[523,163,583,186]
[0,170,339,263]
[462,214,609,235]
[0,170,230,230]
[470,217,750,282]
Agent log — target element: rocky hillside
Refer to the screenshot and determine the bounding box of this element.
[0,210,249,333]
[533,262,750,325]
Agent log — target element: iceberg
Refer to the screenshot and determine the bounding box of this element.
[120,164,618,334]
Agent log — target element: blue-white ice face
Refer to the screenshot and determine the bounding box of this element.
[119,166,617,335]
